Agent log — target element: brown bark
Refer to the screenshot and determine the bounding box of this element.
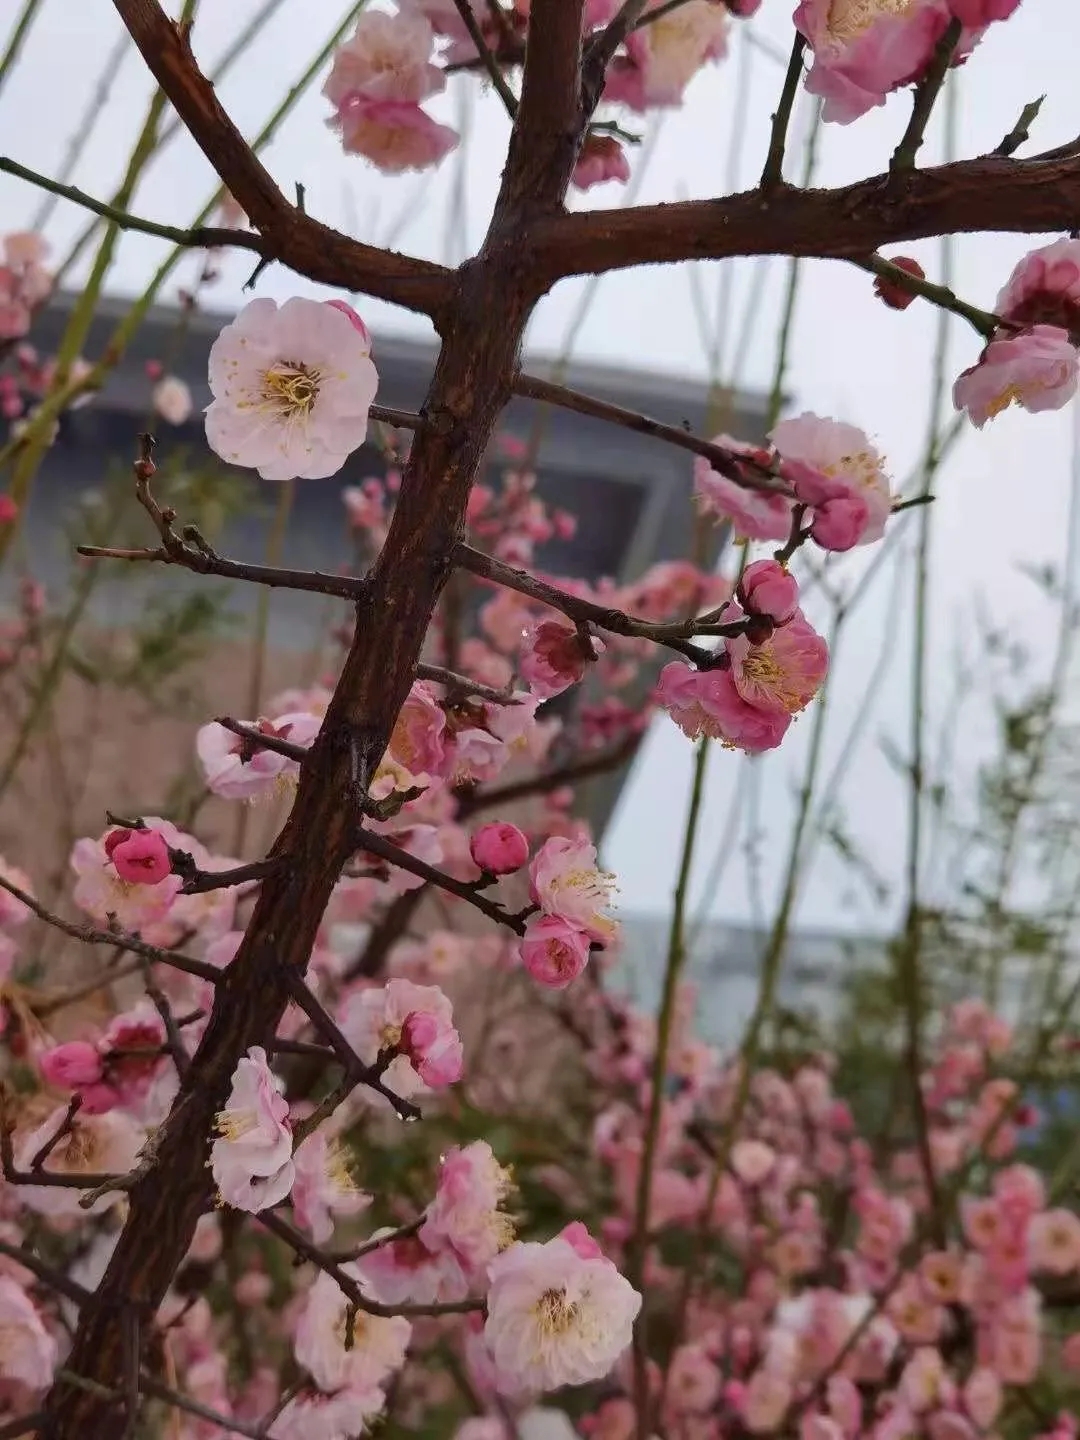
[40,2,587,1435]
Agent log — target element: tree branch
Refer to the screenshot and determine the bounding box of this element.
[416,662,520,705]
[452,0,518,116]
[891,16,962,172]
[355,827,530,934]
[108,0,451,316]
[760,34,806,190]
[524,151,1080,284]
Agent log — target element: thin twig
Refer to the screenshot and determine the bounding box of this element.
[0,1236,93,1306]
[416,663,519,705]
[213,718,310,763]
[452,0,518,116]
[890,17,962,171]
[995,95,1045,157]
[356,828,529,934]
[856,253,1001,339]
[0,874,220,983]
[760,34,806,189]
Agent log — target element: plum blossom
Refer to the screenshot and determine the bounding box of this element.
[14,1106,143,1216]
[196,713,318,801]
[210,1046,295,1212]
[726,613,830,717]
[338,979,463,1098]
[289,1128,372,1245]
[420,1141,516,1279]
[295,1267,410,1393]
[607,0,729,110]
[323,9,445,106]
[205,296,379,481]
[70,819,186,931]
[1028,1208,1080,1275]
[529,837,618,946]
[737,559,799,626]
[105,827,172,885]
[795,0,981,125]
[656,660,790,753]
[152,374,193,425]
[519,913,592,989]
[330,95,458,173]
[0,231,51,340]
[484,1230,641,1394]
[771,412,893,549]
[693,440,793,542]
[520,620,602,699]
[0,1276,57,1389]
[953,323,1079,427]
[270,1385,387,1440]
[0,857,33,927]
[358,1228,468,1304]
[387,681,447,774]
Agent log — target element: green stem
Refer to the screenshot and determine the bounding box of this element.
[760,34,806,190]
[856,253,999,339]
[0,0,45,92]
[890,17,962,171]
[629,737,710,1440]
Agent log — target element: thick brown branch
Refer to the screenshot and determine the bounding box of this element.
[525,153,1080,283]
[109,0,451,316]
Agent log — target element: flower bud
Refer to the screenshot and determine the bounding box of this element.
[470,822,530,875]
[39,1040,103,1089]
[738,559,799,625]
[108,829,173,885]
[873,256,925,311]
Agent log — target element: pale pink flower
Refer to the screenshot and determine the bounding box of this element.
[962,1367,1002,1428]
[953,323,1078,427]
[401,1006,465,1086]
[665,1343,722,1414]
[330,95,458,173]
[794,0,976,125]
[529,836,618,945]
[0,857,33,927]
[295,1267,410,1393]
[205,296,379,481]
[153,375,193,425]
[726,611,829,717]
[771,413,893,547]
[485,1233,641,1394]
[519,913,592,989]
[731,1139,776,1186]
[693,442,793,542]
[358,1229,467,1304]
[0,1275,57,1390]
[210,1046,295,1212]
[656,660,792,753]
[270,1385,387,1440]
[338,979,462,1098]
[14,1106,143,1216]
[196,714,316,801]
[520,620,601,699]
[897,1346,945,1412]
[85,999,168,1114]
[323,9,445,107]
[292,1129,372,1243]
[996,237,1080,336]
[39,1039,103,1091]
[1029,1207,1080,1275]
[421,1141,516,1277]
[3,232,48,269]
[388,681,447,774]
[741,1368,793,1433]
[611,0,729,110]
[471,822,529,875]
[738,559,799,625]
[572,135,631,191]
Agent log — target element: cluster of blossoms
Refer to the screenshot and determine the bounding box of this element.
[0,231,50,342]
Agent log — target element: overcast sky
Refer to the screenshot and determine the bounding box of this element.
[2,0,1078,937]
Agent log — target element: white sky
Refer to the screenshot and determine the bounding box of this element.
[2,0,1078,936]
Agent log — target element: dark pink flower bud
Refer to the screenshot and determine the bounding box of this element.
[874,256,925,311]
[108,829,173,885]
[39,1040,103,1089]
[102,827,134,860]
[738,559,799,625]
[470,822,530,875]
[810,492,871,552]
[0,494,16,524]
[947,0,1021,22]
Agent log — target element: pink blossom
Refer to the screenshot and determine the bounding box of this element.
[741,1368,793,1433]
[738,559,799,625]
[609,0,729,110]
[794,0,976,125]
[323,9,445,107]
[0,1275,57,1390]
[726,611,829,717]
[731,1138,776,1186]
[358,1229,467,1304]
[572,134,631,191]
[994,238,1080,335]
[270,1386,387,1440]
[693,441,793,542]
[292,1129,371,1244]
[656,660,791,753]
[948,0,1021,21]
[520,620,600,699]
[529,836,618,945]
[295,1267,410,1393]
[665,1343,722,1414]
[771,412,893,548]
[153,375,193,425]
[71,823,184,930]
[470,821,529,875]
[339,979,462,1098]
[953,323,1079,427]
[0,857,33,926]
[962,1367,1002,1428]
[206,296,379,481]
[0,493,16,523]
[14,1106,143,1216]
[388,681,447,773]
[485,1233,641,1394]
[519,913,592,989]
[196,717,302,801]
[420,1140,515,1276]
[330,95,458,173]
[107,828,172,885]
[210,1046,295,1212]
[1029,1207,1080,1275]
[401,1006,465,1086]
[39,1039,103,1090]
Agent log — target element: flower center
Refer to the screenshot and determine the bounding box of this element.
[381,1022,403,1050]
[535,1287,579,1337]
[826,0,916,44]
[214,1107,257,1142]
[259,361,322,422]
[985,383,1027,419]
[741,648,806,714]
